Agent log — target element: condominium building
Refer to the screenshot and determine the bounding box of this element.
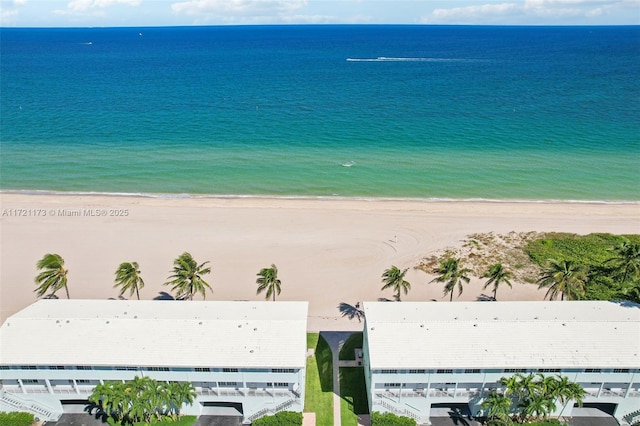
[362,301,640,424]
[0,299,308,423]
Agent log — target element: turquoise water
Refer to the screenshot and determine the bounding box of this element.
[1,26,638,201]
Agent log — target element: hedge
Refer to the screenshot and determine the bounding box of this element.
[371,412,416,426]
[0,412,36,426]
[252,411,303,426]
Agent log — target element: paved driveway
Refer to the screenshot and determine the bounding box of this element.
[44,413,106,426]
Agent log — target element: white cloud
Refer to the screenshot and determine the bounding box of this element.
[423,0,639,24]
[171,0,308,23]
[0,0,26,24]
[428,3,519,23]
[66,0,141,12]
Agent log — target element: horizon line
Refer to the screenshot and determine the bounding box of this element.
[2,23,639,30]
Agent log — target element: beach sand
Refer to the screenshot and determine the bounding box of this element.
[1,193,638,331]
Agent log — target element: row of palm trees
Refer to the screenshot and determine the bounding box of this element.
[481,373,585,425]
[88,376,195,425]
[380,260,512,302]
[34,241,640,304]
[34,252,282,302]
[381,241,640,302]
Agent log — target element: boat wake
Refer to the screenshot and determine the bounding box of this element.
[346,57,478,62]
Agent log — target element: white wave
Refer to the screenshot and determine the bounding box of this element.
[1,189,638,205]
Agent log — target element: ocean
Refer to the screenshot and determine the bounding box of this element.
[1,25,638,201]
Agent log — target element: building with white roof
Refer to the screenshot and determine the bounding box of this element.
[0,299,308,423]
[362,301,640,424]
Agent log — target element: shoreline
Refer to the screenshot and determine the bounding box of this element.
[2,189,639,205]
[1,193,639,331]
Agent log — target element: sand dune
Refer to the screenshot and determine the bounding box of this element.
[1,193,638,330]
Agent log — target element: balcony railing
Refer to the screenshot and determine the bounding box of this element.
[196,387,297,398]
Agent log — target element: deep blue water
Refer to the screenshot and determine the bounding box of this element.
[1,25,639,200]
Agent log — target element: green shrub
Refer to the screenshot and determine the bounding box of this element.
[252,411,303,425]
[0,412,36,426]
[371,412,416,426]
[526,233,640,303]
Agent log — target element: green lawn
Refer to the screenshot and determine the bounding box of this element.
[338,332,363,361]
[305,333,333,426]
[340,366,369,425]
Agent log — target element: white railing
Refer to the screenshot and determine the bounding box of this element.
[374,399,428,423]
[623,408,640,425]
[246,399,299,422]
[0,389,61,421]
[197,388,297,398]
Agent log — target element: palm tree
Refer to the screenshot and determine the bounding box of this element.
[256,264,282,301]
[114,261,145,300]
[165,252,212,301]
[482,263,513,301]
[606,241,640,283]
[552,375,586,418]
[500,373,524,399]
[381,265,411,301]
[520,392,555,422]
[430,257,471,301]
[482,390,512,422]
[34,253,70,299]
[537,259,588,301]
[166,381,196,420]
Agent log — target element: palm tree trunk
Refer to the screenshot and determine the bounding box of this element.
[136,287,140,300]
[64,285,70,299]
[450,291,453,302]
[272,291,275,302]
[494,288,498,300]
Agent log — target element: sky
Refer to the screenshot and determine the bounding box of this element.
[0,0,638,27]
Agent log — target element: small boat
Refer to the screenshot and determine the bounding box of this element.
[341,161,355,167]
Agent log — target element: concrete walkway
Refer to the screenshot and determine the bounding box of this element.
[320,331,355,426]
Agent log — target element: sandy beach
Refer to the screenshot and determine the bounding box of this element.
[0,193,638,330]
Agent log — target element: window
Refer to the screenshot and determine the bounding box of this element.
[115,366,138,371]
[465,369,481,374]
[380,369,398,374]
[146,367,169,372]
[272,368,295,373]
[195,367,210,372]
[409,369,426,374]
[76,366,92,370]
[76,380,91,384]
[218,382,237,387]
[48,366,65,370]
[22,379,40,384]
[436,369,453,374]
[585,368,601,373]
[504,368,527,373]
[538,369,561,373]
[223,368,239,373]
[383,383,401,387]
[0,366,9,370]
[267,382,289,387]
[20,366,37,370]
[613,369,630,373]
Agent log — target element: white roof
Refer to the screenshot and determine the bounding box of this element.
[363,301,640,370]
[0,300,308,368]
